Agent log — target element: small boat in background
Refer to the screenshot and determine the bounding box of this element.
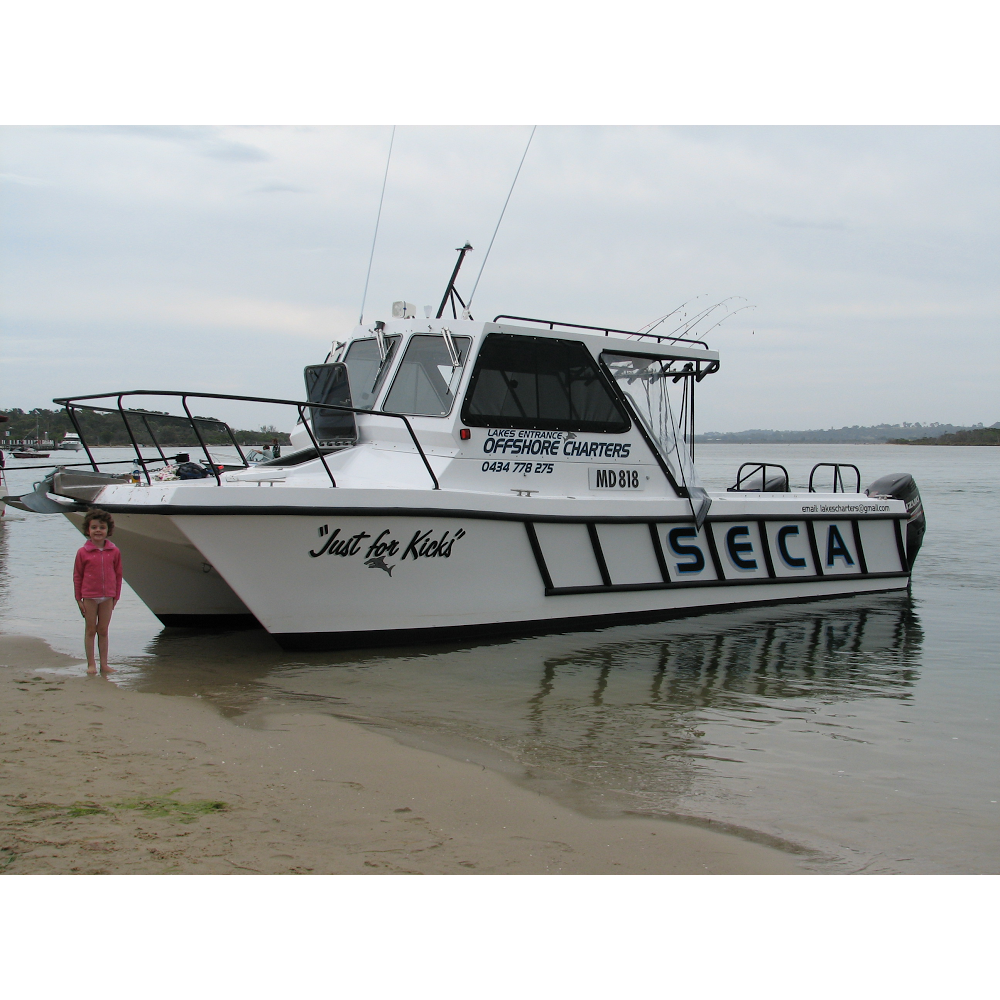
[12,447,50,459]
[59,433,83,451]
[0,414,7,518]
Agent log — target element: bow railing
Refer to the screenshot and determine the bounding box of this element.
[52,389,440,490]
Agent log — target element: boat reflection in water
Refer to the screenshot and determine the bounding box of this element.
[123,596,922,830]
[506,596,923,815]
[531,596,922,714]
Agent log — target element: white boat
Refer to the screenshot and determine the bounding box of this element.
[59,432,83,451]
[4,279,925,650]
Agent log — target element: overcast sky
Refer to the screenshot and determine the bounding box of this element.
[2,126,997,432]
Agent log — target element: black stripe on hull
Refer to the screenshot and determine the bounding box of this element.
[543,569,908,597]
[91,502,906,524]
[156,613,262,630]
[272,581,911,652]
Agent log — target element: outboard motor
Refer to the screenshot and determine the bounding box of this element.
[866,473,925,569]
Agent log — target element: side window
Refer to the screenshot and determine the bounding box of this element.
[303,363,356,444]
[461,333,630,433]
[382,334,472,416]
[342,336,400,409]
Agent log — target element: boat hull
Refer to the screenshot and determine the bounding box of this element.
[63,511,260,629]
[271,576,910,650]
[160,505,910,650]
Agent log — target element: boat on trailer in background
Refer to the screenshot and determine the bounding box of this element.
[4,255,926,651]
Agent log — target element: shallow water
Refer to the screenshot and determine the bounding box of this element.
[2,444,998,872]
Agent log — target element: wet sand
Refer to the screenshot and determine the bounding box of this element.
[0,635,803,874]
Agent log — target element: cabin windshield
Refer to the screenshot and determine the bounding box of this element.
[383,334,472,416]
[461,333,630,432]
[343,336,401,410]
[600,352,705,497]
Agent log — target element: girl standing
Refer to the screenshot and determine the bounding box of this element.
[73,509,123,674]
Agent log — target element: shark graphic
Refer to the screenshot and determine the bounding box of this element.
[364,556,395,576]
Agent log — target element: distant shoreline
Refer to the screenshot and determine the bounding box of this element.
[887,428,1000,446]
[696,423,999,446]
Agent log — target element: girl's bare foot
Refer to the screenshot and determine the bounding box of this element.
[100,665,115,674]
[87,666,98,675]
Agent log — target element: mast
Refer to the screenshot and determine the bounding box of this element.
[436,243,473,319]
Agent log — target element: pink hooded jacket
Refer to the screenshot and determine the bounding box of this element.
[73,539,123,601]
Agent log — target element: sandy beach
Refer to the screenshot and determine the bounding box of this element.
[0,634,803,875]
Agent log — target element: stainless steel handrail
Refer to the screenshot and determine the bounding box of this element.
[53,389,441,490]
[493,314,713,349]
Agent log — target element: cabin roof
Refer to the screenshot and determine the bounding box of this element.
[345,319,720,363]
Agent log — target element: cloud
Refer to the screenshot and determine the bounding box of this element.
[199,139,271,162]
[61,125,272,162]
[250,182,310,194]
[0,172,47,185]
[1,126,997,429]
[3,285,353,339]
[767,214,850,230]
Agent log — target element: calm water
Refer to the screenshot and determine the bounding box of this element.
[2,444,998,872]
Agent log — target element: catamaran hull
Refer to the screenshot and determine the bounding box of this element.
[153,505,911,650]
[64,511,259,628]
[267,574,907,651]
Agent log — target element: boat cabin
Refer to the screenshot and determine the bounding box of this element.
[284,316,720,508]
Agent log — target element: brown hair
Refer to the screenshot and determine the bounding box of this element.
[83,509,114,536]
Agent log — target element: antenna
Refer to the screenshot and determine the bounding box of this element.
[359,126,395,325]
[465,125,536,313]
[436,243,474,319]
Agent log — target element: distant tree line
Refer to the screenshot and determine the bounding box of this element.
[1,408,291,448]
[696,422,1000,445]
[888,427,1000,446]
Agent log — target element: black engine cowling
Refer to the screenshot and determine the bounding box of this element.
[731,472,788,492]
[866,472,925,570]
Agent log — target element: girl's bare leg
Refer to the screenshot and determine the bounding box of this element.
[97,599,115,673]
[82,599,99,674]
